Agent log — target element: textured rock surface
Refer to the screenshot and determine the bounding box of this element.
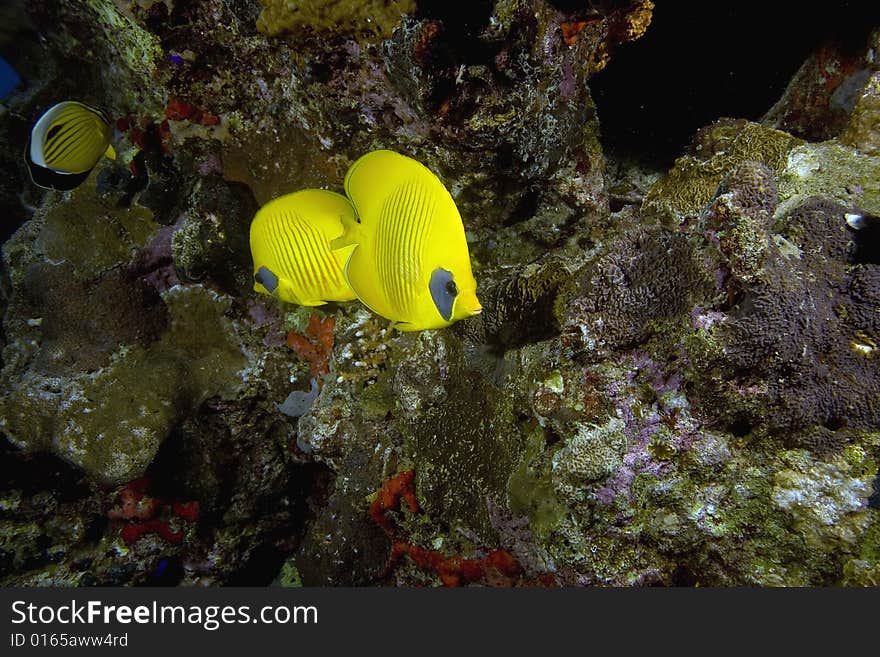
[1,0,879,587]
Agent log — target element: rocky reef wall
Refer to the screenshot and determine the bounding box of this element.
[1,0,879,587]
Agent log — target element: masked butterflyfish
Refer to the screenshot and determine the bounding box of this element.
[25,101,116,191]
[335,149,481,331]
[249,189,359,306]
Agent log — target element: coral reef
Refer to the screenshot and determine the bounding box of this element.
[556,226,712,361]
[641,120,803,224]
[702,160,778,284]
[368,469,529,587]
[256,0,415,40]
[384,542,523,587]
[107,477,199,545]
[762,42,872,142]
[839,70,880,154]
[1,0,879,589]
[0,257,247,484]
[706,196,880,434]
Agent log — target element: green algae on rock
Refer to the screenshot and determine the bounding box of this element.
[0,284,247,484]
[776,140,880,217]
[73,0,167,114]
[703,160,778,284]
[37,181,158,281]
[839,70,880,155]
[507,427,565,538]
[256,0,415,40]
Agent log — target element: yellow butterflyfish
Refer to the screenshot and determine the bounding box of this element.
[336,149,482,331]
[249,189,358,305]
[25,101,116,191]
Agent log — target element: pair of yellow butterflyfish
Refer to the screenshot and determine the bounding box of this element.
[249,150,482,331]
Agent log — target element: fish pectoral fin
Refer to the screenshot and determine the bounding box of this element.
[341,244,394,321]
[330,211,361,250]
[389,321,420,332]
[299,298,328,307]
[104,144,116,161]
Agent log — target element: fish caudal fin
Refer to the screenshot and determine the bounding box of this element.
[329,205,362,251]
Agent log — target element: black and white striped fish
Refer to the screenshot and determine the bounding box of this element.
[25,100,116,191]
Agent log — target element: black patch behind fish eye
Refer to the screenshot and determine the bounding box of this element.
[255,266,279,293]
[429,267,455,321]
[46,125,62,141]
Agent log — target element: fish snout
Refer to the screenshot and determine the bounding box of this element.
[459,290,483,316]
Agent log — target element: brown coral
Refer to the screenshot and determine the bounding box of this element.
[556,227,712,361]
[715,197,880,434]
[256,0,415,39]
[462,256,568,349]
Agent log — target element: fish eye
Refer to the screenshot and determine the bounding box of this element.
[446,280,458,297]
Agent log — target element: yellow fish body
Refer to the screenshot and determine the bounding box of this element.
[249,189,358,305]
[338,150,481,331]
[26,100,116,191]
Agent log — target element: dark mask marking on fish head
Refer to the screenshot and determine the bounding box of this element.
[255,266,279,293]
[429,267,458,321]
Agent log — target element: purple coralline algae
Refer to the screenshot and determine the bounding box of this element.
[1,1,879,587]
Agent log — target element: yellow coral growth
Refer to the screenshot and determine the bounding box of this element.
[256,0,415,39]
[587,0,655,74]
[622,0,654,42]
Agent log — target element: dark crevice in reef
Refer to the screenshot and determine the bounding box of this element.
[225,542,287,586]
[416,0,494,34]
[591,1,880,168]
[223,463,334,586]
[147,426,333,585]
[869,471,880,510]
[849,217,880,265]
[0,434,91,504]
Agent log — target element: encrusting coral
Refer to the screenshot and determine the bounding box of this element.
[287,313,335,380]
[1,0,879,588]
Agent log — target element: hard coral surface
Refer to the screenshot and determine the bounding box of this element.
[714,196,880,433]
[1,0,879,587]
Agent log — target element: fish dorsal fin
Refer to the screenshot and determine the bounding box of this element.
[344,150,437,226]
